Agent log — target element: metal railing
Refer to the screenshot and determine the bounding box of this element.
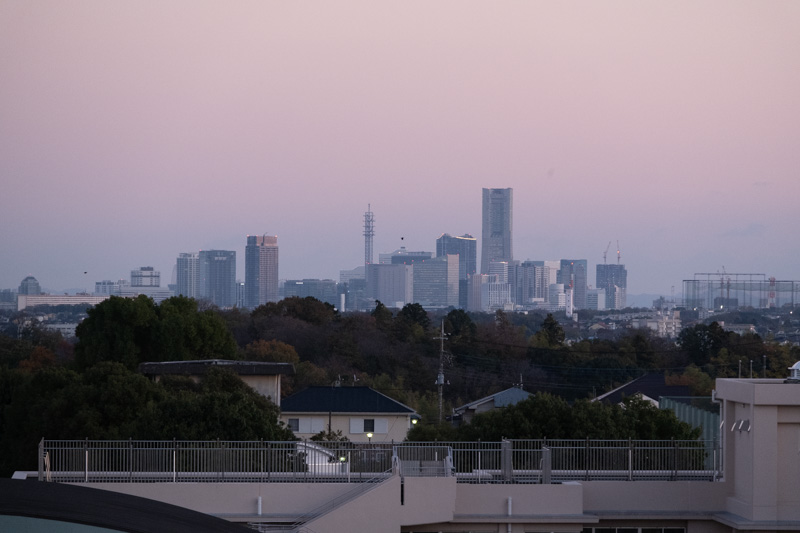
[39,438,720,484]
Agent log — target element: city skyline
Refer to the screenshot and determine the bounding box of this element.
[2,2,799,295]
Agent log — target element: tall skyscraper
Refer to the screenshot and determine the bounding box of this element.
[199,250,236,308]
[436,233,477,281]
[481,188,513,274]
[176,253,200,299]
[596,263,627,310]
[557,259,588,310]
[245,234,279,309]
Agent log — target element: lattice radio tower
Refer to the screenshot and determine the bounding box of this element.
[363,204,375,266]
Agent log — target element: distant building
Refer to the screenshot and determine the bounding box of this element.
[586,288,607,311]
[198,250,236,308]
[412,255,459,308]
[436,233,477,281]
[94,279,128,296]
[548,283,567,311]
[120,266,172,302]
[339,266,367,310]
[481,188,513,274]
[453,386,532,425]
[139,359,294,407]
[280,386,418,443]
[366,263,412,308]
[245,234,279,308]
[131,267,160,287]
[175,253,200,299]
[17,294,109,311]
[596,263,627,309]
[284,279,339,307]
[379,247,433,265]
[558,259,588,309]
[235,281,245,308]
[18,276,41,295]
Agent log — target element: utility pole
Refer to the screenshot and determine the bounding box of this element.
[434,321,447,424]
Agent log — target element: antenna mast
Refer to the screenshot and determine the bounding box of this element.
[363,204,375,266]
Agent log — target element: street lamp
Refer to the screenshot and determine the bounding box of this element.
[366,432,373,443]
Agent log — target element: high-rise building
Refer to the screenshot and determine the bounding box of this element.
[245,234,279,308]
[412,255,459,308]
[379,247,433,265]
[366,263,413,308]
[199,250,236,308]
[596,263,627,310]
[131,267,160,287]
[18,276,41,295]
[586,288,607,311]
[436,234,477,281]
[176,253,200,299]
[481,188,513,274]
[557,259,588,309]
[284,279,339,307]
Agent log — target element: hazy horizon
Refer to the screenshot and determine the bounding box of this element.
[2,1,799,295]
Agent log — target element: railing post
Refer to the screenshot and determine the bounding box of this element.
[541,446,551,484]
[501,440,512,483]
[129,438,133,482]
[672,437,677,481]
[172,438,177,483]
[584,438,590,481]
[38,439,44,481]
[628,438,633,481]
[84,438,89,483]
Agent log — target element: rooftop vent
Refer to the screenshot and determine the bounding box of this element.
[786,361,800,383]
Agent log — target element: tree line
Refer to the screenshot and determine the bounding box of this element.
[2,294,797,475]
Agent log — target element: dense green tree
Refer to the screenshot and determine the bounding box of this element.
[371,301,393,330]
[251,297,337,326]
[533,314,565,348]
[677,322,731,366]
[396,303,431,331]
[74,295,158,370]
[74,295,236,371]
[0,363,293,476]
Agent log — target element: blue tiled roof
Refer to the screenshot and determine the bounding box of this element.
[281,386,415,414]
[455,387,532,413]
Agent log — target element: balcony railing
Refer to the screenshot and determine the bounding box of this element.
[39,438,720,484]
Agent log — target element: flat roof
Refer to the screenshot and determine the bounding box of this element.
[139,359,295,376]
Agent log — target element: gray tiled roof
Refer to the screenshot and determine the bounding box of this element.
[281,386,415,414]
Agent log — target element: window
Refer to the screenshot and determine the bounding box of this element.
[363,419,375,432]
[287,418,299,432]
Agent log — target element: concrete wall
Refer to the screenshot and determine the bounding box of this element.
[716,378,800,523]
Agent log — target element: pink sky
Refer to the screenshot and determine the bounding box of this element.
[2,1,799,295]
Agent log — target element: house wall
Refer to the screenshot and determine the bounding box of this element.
[239,375,281,406]
[280,413,411,442]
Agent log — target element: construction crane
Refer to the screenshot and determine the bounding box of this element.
[603,241,611,264]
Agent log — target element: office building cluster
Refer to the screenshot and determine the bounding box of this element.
[8,188,632,313]
[341,188,628,313]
